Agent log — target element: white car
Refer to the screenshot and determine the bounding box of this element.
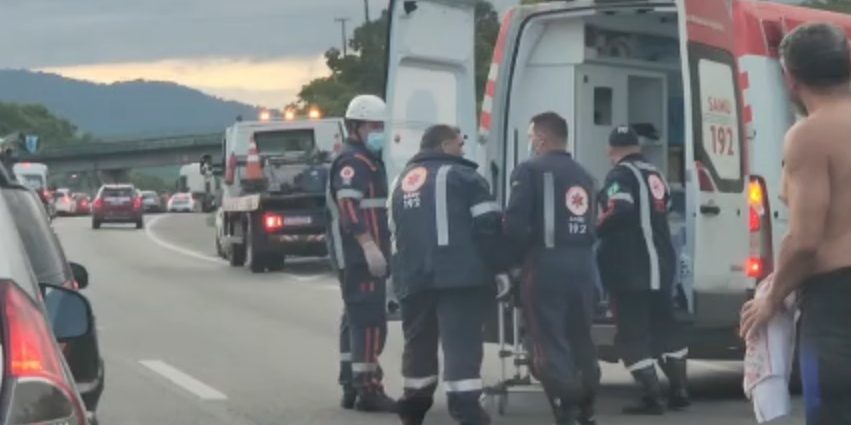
[167,193,196,213]
[53,189,76,216]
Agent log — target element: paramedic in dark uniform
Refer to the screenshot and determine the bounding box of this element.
[327,94,396,413]
[597,125,689,415]
[390,125,505,425]
[503,112,601,425]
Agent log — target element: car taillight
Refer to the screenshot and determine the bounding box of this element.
[133,197,143,210]
[1,281,85,424]
[264,213,284,232]
[93,198,103,210]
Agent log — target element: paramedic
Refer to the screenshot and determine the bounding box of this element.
[740,23,851,425]
[327,94,396,413]
[503,112,601,425]
[390,125,505,425]
[597,125,688,415]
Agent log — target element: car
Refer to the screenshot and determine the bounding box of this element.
[0,165,97,425]
[91,184,144,229]
[54,188,77,216]
[73,193,92,215]
[167,192,196,213]
[140,190,164,213]
[2,178,105,420]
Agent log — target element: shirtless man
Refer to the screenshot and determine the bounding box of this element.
[740,23,851,425]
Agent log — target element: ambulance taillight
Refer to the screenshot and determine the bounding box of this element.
[747,177,772,281]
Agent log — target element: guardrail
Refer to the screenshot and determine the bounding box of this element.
[26,133,223,160]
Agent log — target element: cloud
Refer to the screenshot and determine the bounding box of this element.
[39,56,330,107]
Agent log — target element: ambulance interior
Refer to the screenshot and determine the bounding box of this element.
[504,9,691,307]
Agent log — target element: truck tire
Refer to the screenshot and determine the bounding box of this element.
[228,243,246,267]
[92,220,101,230]
[267,254,286,272]
[244,221,266,274]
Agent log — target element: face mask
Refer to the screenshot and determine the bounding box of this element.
[366,132,386,154]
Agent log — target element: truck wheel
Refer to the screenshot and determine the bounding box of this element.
[228,243,246,267]
[244,222,266,274]
[136,219,144,230]
[92,220,100,230]
[267,254,286,272]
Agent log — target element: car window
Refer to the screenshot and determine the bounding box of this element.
[2,188,72,286]
[102,188,135,198]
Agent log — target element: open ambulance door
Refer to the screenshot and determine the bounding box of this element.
[384,0,481,182]
[678,0,749,325]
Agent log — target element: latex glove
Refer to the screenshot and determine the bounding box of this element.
[495,273,513,301]
[360,239,388,278]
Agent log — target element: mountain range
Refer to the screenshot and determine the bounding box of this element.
[0,69,259,139]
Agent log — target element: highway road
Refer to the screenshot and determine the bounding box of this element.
[52,213,802,425]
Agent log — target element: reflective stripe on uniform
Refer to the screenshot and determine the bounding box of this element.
[360,198,387,209]
[445,378,483,393]
[622,162,661,291]
[404,375,439,390]
[435,165,452,246]
[326,188,346,267]
[352,363,378,373]
[337,189,364,199]
[543,172,555,249]
[662,348,689,360]
[626,358,656,372]
[340,352,352,362]
[610,192,635,204]
[470,201,500,217]
[388,176,400,255]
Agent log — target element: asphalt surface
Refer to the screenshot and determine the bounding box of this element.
[51,213,804,425]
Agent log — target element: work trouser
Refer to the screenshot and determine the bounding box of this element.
[337,265,387,394]
[518,261,601,409]
[398,287,490,425]
[610,289,687,371]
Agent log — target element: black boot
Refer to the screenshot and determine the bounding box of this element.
[659,357,691,410]
[622,366,665,415]
[547,396,577,425]
[577,395,597,425]
[340,385,357,410]
[355,388,398,413]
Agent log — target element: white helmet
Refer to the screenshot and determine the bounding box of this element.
[345,94,386,122]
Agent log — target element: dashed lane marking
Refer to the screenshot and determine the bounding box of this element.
[140,360,228,400]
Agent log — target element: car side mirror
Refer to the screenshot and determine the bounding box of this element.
[69,262,89,289]
[41,284,93,341]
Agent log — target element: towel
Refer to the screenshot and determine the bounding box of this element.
[743,273,797,423]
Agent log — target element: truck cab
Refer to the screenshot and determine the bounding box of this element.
[214,118,346,273]
[384,0,750,359]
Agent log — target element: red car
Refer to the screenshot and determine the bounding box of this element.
[73,193,92,215]
[91,184,144,230]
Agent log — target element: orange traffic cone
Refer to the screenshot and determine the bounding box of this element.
[244,138,264,181]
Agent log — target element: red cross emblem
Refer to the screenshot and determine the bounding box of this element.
[566,186,589,216]
[401,167,428,193]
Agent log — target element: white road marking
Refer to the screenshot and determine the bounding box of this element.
[140,360,228,400]
[144,215,227,265]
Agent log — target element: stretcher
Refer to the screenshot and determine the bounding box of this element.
[480,291,545,416]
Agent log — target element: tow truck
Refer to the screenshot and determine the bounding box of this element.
[205,117,346,273]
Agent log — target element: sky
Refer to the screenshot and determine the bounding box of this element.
[0,0,517,108]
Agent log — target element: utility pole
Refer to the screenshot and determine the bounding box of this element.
[335,17,350,56]
[364,0,370,23]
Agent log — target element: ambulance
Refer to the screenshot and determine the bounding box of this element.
[383,0,766,359]
[735,2,851,296]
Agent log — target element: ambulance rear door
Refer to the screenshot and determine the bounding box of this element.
[678,0,749,326]
[384,0,480,182]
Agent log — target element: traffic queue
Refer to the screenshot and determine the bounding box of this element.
[326,93,688,425]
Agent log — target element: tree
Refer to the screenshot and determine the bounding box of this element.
[296,1,501,117]
[0,101,95,149]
